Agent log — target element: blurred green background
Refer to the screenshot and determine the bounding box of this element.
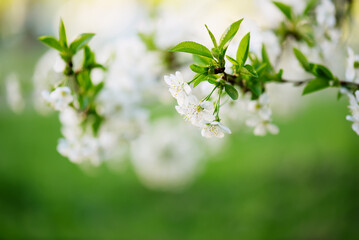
[1,0,359,239]
[1,86,359,239]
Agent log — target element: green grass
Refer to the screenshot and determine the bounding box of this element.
[0,91,358,239]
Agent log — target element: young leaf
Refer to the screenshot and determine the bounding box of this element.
[311,64,334,79]
[189,64,208,74]
[255,63,268,75]
[59,19,68,48]
[273,1,293,20]
[70,33,95,54]
[193,55,212,65]
[242,64,258,78]
[303,0,318,15]
[293,48,310,71]
[138,32,157,51]
[94,81,105,96]
[224,84,239,100]
[249,84,262,98]
[38,36,63,52]
[261,44,273,70]
[236,33,250,67]
[219,46,228,64]
[193,74,207,87]
[302,78,330,95]
[83,46,95,68]
[205,25,218,48]
[226,55,239,65]
[170,41,213,59]
[219,19,244,49]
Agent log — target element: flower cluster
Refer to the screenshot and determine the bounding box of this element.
[32,0,359,190]
[42,87,73,111]
[246,94,279,136]
[38,20,149,165]
[340,87,359,135]
[165,71,231,138]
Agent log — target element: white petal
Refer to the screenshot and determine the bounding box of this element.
[200,101,214,111]
[217,122,232,134]
[246,118,259,127]
[183,83,192,95]
[346,115,354,122]
[267,123,279,135]
[201,128,212,138]
[41,90,51,101]
[164,75,172,86]
[346,67,356,82]
[355,90,359,102]
[254,125,266,136]
[352,123,359,135]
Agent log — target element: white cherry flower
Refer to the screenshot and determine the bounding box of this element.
[246,93,279,136]
[247,93,272,120]
[175,94,215,127]
[201,121,232,138]
[164,71,191,105]
[316,0,336,28]
[246,117,279,136]
[42,86,73,111]
[345,48,359,83]
[343,89,359,135]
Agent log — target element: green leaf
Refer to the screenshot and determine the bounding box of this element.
[273,1,293,20]
[255,63,268,75]
[303,0,318,15]
[94,81,105,96]
[193,55,212,65]
[207,76,218,85]
[311,64,334,79]
[211,48,220,60]
[242,64,258,78]
[205,25,218,48]
[219,46,228,64]
[59,19,68,48]
[38,36,63,52]
[276,69,284,81]
[302,78,330,95]
[70,33,95,54]
[249,84,262,98]
[293,48,310,71]
[92,114,104,136]
[138,32,157,50]
[236,33,250,67]
[170,41,213,59]
[224,84,239,100]
[261,44,273,70]
[226,55,238,65]
[193,74,207,87]
[83,46,95,68]
[189,64,208,74]
[219,19,244,49]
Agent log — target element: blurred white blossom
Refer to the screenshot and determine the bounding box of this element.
[5,73,25,113]
[345,48,359,83]
[341,89,359,135]
[131,119,204,191]
[316,0,336,29]
[246,93,279,136]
